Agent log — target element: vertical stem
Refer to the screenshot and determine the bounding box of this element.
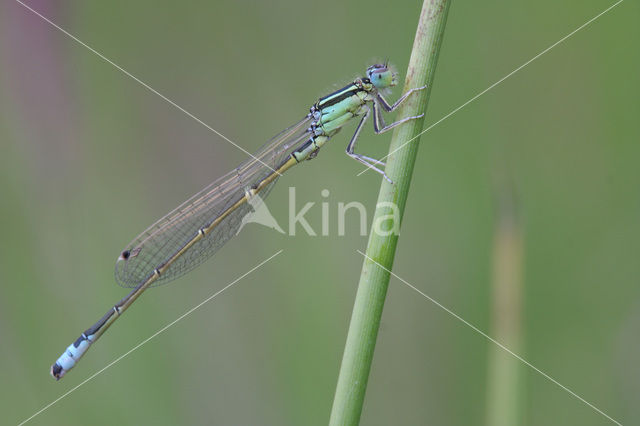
[329,1,451,424]
[486,170,525,426]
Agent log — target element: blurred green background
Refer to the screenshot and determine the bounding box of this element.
[1,0,638,425]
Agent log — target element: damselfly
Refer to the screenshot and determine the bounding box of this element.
[51,62,427,379]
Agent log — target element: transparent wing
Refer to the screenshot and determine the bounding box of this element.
[115,115,313,288]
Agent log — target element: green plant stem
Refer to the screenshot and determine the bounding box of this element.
[486,170,524,426]
[329,1,451,424]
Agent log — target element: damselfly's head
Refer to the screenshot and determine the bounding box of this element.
[367,62,397,89]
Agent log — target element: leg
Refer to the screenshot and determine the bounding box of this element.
[345,108,393,183]
[350,111,386,166]
[377,85,428,112]
[372,99,424,134]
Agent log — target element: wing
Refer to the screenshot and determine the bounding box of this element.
[115,115,312,288]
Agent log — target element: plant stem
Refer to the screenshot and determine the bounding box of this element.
[486,168,524,426]
[329,1,451,424]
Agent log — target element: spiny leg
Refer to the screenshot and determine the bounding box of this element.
[347,84,428,183]
[350,111,386,166]
[345,108,393,183]
[372,99,424,134]
[377,84,428,112]
[354,154,386,166]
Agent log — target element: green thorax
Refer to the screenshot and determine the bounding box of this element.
[314,78,374,134]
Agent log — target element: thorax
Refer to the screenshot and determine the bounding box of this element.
[312,78,375,133]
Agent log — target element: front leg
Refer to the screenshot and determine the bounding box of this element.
[372,99,424,134]
[377,84,428,112]
[345,108,393,183]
